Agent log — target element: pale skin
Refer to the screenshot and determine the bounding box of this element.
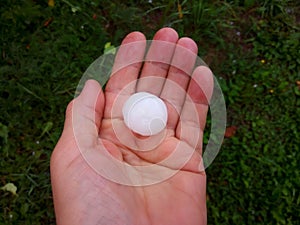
[51,28,214,225]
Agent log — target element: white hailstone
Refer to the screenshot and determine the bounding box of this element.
[122,92,168,136]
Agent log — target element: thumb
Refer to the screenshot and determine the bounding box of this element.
[67,79,105,147]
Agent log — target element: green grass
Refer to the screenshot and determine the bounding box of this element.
[1,0,299,224]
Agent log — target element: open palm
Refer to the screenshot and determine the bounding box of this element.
[51,28,213,225]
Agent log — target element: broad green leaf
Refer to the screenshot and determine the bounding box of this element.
[1,183,17,195]
[104,42,116,55]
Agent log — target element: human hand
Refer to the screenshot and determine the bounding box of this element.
[51,27,213,225]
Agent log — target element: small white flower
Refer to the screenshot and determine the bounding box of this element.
[236,31,241,36]
[253,84,258,88]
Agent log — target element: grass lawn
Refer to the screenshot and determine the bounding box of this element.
[1,0,299,224]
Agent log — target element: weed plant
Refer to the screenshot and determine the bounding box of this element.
[0,0,299,224]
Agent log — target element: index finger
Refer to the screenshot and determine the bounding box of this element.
[104,32,146,119]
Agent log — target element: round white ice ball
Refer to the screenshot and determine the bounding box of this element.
[122,92,168,136]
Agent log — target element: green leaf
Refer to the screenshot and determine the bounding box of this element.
[1,183,18,196]
[104,42,116,55]
[20,203,29,216]
[0,122,9,143]
[294,87,300,96]
[40,121,53,138]
[71,6,81,13]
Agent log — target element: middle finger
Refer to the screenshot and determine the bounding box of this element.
[136,27,178,95]
[160,37,198,130]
